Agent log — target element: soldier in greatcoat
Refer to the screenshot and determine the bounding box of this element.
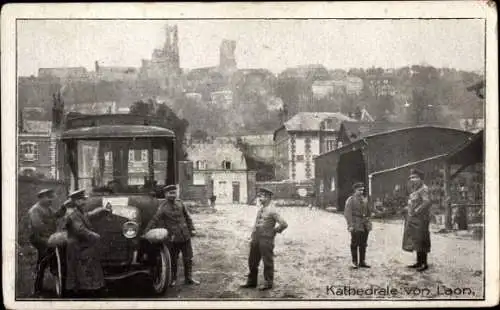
[143,184,200,287]
[402,168,431,272]
[344,182,372,269]
[28,188,67,296]
[240,187,288,291]
[62,189,111,297]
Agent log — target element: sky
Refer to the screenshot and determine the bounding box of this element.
[17,19,485,77]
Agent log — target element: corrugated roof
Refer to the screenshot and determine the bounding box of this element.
[341,121,409,141]
[284,112,356,132]
[62,125,175,139]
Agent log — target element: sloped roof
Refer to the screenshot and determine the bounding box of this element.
[340,121,409,142]
[446,129,483,167]
[283,112,356,132]
[62,125,175,139]
[187,141,247,170]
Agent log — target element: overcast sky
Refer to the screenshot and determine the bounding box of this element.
[17,19,485,77]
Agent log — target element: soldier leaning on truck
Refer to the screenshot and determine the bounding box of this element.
[62,189,112,297]
[144,184,200,287]
[28,188,67,296]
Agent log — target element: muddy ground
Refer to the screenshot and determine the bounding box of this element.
[16,204,484,300]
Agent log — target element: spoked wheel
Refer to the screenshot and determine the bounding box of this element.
[150,244,171,295]
[53,247,64,298]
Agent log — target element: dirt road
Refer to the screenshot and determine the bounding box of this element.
[17,204,484,300]
[165,204,484,300]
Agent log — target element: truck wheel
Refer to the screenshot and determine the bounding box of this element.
[54,247,64,298]
[150,244,171,295]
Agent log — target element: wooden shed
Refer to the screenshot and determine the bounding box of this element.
[314,126,472,211]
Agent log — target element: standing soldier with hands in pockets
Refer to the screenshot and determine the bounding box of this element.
[402,168,432,272]
[240,187,288,291]
[344,182,372,269]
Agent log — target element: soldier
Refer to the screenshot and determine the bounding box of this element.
[143,185,200,286]
[209,194,217,208]
[402,168,431,272]
[240,187,288,291]
[62,189,111,297]
[344,182,372,269]
[28,188,67,296]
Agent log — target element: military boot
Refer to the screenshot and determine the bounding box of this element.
[170,271,177,287]
[416,252,429,272]
[358,247,371,268]
[184,259,200,285]
[407,252,422,268]
[350,246,359,269]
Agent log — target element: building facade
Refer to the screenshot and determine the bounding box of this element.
[187,140,256,204]
[18,120,55,178]
[273,112,356,182]
[314,126,472,210]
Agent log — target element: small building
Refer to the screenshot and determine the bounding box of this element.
[314,126,472,210]
[95,62,139,81]
[187,140,256,204]
[38,67,89,81]
[273,112,356,181]
[18,120,55,178]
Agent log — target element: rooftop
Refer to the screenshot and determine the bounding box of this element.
[281,112,356,132]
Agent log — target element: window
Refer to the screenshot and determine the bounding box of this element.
[153,149,167,162]
[196,160,207,170]
[326,139,336,152]
[296,155,305,162]
[330,176,336,191]
[222,160,231,170]
[20,142,39,161]
[130,149,147,162]
[193,174,206,185]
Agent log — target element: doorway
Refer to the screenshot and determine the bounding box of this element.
[232,182,240,203]
[337,149,366,211]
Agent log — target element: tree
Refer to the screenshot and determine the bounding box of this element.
[191,129,209,142]
[129,99,189,161]
[129,100,151,116]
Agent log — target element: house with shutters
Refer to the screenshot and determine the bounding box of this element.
[273,112,356,182]
[18,119,56,178]
[186,138,256,204]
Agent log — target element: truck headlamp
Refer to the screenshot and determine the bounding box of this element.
[122,221,139,239]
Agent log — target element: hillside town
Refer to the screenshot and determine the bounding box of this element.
[16,21,486,300]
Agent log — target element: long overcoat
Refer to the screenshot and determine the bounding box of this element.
[402,184,431,253]
[62,206,106,291]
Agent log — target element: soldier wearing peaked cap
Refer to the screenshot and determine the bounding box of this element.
[27,188,66,296]
[241,187,288,291]
[144,184,200,287]
[403,168,431,272]
[344,182,372,269]
[61,189,111,297]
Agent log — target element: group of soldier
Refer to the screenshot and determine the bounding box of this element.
[28,188,112,297]
[344,168,432,272]
[27,167,431,297]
